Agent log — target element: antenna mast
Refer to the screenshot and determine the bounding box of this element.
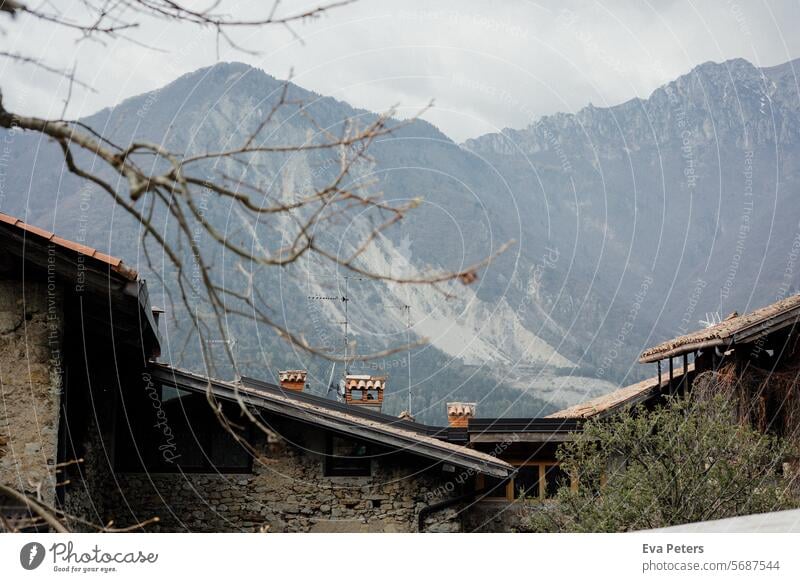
[344,276,350,373]
[404,304,412,415]
[307,275,366,376]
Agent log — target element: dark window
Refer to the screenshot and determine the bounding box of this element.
[544,464,569,498]
[481,475,510,498]
[513,465,540,499]
[324,435,372,477]
[116,384,253,473]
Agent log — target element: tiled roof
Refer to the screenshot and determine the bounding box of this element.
[546,364,693,419]
[0,211,138,281]
[151,364,513,478]
[640,294,800,362]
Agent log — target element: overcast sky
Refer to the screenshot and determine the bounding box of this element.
[4,0,800,141]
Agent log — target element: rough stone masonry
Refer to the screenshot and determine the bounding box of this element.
[0,279,63,505]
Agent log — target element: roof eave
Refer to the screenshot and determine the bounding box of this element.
[639,338,728,363]
[151,365,512,479]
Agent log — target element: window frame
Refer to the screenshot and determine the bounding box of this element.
[323,433,373,478]
[477,460,574,502]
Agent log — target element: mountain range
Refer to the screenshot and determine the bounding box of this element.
[3,56,799,423]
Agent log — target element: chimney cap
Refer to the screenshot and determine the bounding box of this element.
[446,402,476,417]
[279,370,308,382]
[345,374,386,390]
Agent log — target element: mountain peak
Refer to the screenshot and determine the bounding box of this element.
[464,55,800,154]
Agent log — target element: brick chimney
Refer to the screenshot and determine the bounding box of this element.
[344,374,386,410]
[446,402,476,428]
[278,370,307,392]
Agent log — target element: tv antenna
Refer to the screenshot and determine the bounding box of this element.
[309,278,416,412]
[385,303,413,415]
[202,336,239,379]
[699,312,721,328]
[307,275,367,375]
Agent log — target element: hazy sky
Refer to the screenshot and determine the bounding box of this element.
[4,0,800,141]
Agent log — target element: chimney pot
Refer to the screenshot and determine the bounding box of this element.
[446,402,476,428]
[344,374,386,410]
[279,370,307,392]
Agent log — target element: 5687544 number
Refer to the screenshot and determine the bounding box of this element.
[729,560,780,571]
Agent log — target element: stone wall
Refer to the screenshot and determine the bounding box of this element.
[0,279,63,505]
[60,415,118,529]
[68,419,468,533]
[461,501,527,532]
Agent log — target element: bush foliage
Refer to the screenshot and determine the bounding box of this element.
[527,394,799,532]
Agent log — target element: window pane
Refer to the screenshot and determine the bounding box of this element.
[210,426,252,470]
[544,464,569,498]
[162,385,190,402]
[513,466,540,499]
[325,435,371,476]
[481,475,510,498]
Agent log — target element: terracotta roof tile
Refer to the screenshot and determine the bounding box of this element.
[547,364,693,419]
[0,211,138,281]
[640,294,800,362]
[19,222,55,240]
[0,214,19,226]
[51,236,99,258]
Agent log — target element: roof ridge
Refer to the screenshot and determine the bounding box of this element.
[641,294,800,362]
[0,211,137,280]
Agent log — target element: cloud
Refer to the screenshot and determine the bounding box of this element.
[2,0,799,141]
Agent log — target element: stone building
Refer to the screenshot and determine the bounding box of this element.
[0,211,159,528]
[1,211,568,533]
[29,209,772,533]
[10,210,799,533]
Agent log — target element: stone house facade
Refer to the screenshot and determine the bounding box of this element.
[0,212,525,533]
